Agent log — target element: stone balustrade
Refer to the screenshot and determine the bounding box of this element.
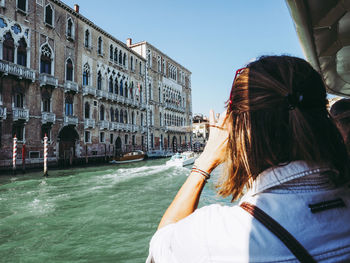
[82,85,96,96]
[13,107,29,122]
[39,73,58,87]
[64,115,78,126]
[0,60,35,82]
[99,120,109,130]
[0,106,7,120]
[84,118,95,129]
[41,112,56,124]
[64,81,79,92]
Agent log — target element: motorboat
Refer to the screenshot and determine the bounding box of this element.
[147,150,173,159]
[110,151,145,164]
[165,151,197,167]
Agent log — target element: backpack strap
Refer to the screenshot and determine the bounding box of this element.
[240,202,316,263]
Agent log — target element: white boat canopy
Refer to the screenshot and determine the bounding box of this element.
[286,0,350,97]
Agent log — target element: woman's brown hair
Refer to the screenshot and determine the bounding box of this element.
[218,56,350,201]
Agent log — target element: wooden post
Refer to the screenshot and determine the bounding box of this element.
[12,135,17,175]
[43,134,48,176]
[22,144,26,174]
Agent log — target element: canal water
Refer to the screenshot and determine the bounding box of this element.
[0,159,231,263]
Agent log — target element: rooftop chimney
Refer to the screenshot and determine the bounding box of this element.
[74,4,79,13]
[126,38,132,47]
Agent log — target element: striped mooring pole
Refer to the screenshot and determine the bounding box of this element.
[43,134,48,176]
[12,135,17,174]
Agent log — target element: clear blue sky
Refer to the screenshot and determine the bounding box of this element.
[63,0,304,115]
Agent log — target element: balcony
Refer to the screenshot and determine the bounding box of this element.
[41,112,56,124]
[64,115,78,126]
[64,81,79,93]
[117,96,124,104]
[13,108,29,122]
[139,102,147,110]
[0,106,7,120]
[110,122,118,130]
[125,98,132,105]
[141,126,147,133]
[132,124,139,133]
[39,73,58,87]
[84,118,95,129]
[0,60,36,82]
[126,124,132,131]
[96,90,108,100]
[99,120,109,130]
[107,92,115,101]
[82,85,96,96]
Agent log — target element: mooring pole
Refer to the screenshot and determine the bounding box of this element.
[43,134,48,177]
[22,144,26,174]
[12,135,17,175]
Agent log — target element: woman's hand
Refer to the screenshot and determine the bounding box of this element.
[195,110,228,173]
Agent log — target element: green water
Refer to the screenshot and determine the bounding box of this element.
[0,159,230,263]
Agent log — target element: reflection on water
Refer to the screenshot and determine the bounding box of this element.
[0,159,231,263]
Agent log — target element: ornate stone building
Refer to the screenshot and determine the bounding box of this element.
[129,40,192,152]
[0,0,192,169]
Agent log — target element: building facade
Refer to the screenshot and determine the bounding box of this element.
[192,114,209,152]
[129,40,192,153]
[0,0,192,169]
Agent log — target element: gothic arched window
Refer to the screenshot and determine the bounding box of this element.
[115,109,119,122]
[83,63,90,86]
[67,18,73,38]
[97,71,102,90]
[84,102,90,119]
[114,48,118,63]
[109,45,113,60]
[84,29,90,47]
[98,36,103,55]
[110,108,114,122]
[100,105,105,121]
[66,58,73,81]
[3,32,14,62]
[119,79,123,96]
[118,50,122,64]
[109,76,113,93]
[123,53,126,66]
[17,37,27,66]
[119,109,123,123]
[45,4,54,26]
[40,44,52,74]
[125,82,128,98]
[114,78,119,94]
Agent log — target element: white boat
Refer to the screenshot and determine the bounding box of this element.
[165,151,197,167]
[147,150,173,158]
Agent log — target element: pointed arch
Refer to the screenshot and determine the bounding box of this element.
[83,63,90,86]
[3,31,14,62]
[66,58,73,81]
[45,3,54,27]
[40,43,53,74]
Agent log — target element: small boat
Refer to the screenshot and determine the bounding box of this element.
[110,151,145,164]
[147,150,173,159]
[165,151,197,167]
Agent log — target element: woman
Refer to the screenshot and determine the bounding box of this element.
[147,56,350,262]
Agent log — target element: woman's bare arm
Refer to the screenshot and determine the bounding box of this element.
[158,110,228,229]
